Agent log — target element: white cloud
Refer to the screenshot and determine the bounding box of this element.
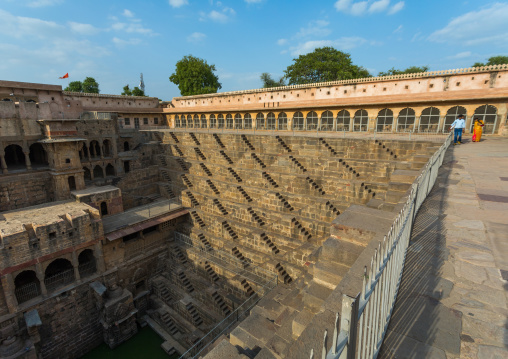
[334,0,352,12]
[277,38,288,46]
[68,21,100,36]
[393,24,403,33]
[446,51,472,59]
[200,6,236,23]
[388,1,404,14]
[290,37,368,56]
[296,20,331,38]
[112,37,141,47]
[122,9,135,18]
[429,3,508,46]
[0,9,62,39]
[168,0,188,8]
[25,0,63,8]
[187,32,207,42]
[369,0,390,13]
[208,10,229,22]
[350,1,368,15]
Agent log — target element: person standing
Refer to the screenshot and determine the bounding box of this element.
[472,117,485,142]
[449,114,466,145]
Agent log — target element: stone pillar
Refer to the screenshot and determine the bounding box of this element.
[99,139,104,159]
[23,150,32,170]
[102,166,106,178]
[1,274,18,313]
[71,251,81,282]
[94,242,106,273]
[35,263,47,297]
[1,150,8,174]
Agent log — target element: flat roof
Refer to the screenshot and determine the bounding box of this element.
[72,185,120,198]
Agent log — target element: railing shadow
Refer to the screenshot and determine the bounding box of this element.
[379,147,457,358]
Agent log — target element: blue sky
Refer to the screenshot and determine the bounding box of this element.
[0,0,507,100]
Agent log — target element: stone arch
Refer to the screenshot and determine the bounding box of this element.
[78,249,96,278]
[234,113,242,129]
[397,108,416,132]
[353,109,369,132]
[93,165,104,178]
[210,114,217,128]
[44,258,74,291]
[336,110,351,131]
[419,107,440,132]
[473,104,498,134]
[100,201,108,216]
[256,113,265,129]
[14,270,41,304]
[278,112,288,130]
[181,115,187,128]
[103,139,111,157]
[376,108,394,132]
[444,106,467,133]
[293,111,304,130]
[187,115,193,128]
[267,112,276,130]
[83,167,91,181]
[89,140,101,158]
[29,143,48,167]
[226,114,234,129]
[80,144,89,160]
[320,110,334,131]
[217,114,225,128]
[244,114,252,129]
[200,114,207,128]
[105,163,115,176]
[123,141,130,151]
[68,176,76,191]
[4,144,25,169]
[193,114,200,128]
[175,115,181,128]
[306,111,318,130]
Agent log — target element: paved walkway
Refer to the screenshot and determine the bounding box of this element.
[380,137,508,358]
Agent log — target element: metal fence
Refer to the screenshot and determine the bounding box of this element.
[311,132,452,359]
[44,268,75,292]
[78,261,97,278]
[15,282,41,304]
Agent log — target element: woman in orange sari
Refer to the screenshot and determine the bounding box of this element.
[472,118,484,142]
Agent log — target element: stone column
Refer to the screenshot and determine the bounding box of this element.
[35,263,47,297]
[71,251,81,282]
[102,166,106,178]
[99,139,104,159]
[94,242,106,273]
[1,274,18,313]
[23,150,32,170]
[1,150,8,174]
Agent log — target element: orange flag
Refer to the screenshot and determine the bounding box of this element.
[59,73,69,79]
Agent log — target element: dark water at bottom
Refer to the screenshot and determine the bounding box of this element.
[81,326,179,359]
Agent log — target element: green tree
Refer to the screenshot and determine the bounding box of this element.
[260,72,286,88]
[378,66,429,76]
[64,81,83,92]
[82,77,99,93]
[283,47,371,85]
[472,55,508,67]
[122,85,145,96]
[121,85,132,96]
[169,55,222,96]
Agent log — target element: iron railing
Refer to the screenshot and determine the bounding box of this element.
[310,132,452,359]
[78,261,97,278]
[44,268,75,292]
[15,282,41,304]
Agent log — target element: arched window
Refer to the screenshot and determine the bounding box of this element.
[267,112,276,130]
[123,141,130,151]
[234,114,242,129]
[14,270,41,304]
[353,110,369,132]
[278,113,288,130]
[201,114,207,128]
[175,115,180,128]
[83,167,91,181]
[80,144,88,159]
[181,115,187,128]
[78,249,96,278]
[103,139,111,157]
[336,110,351,131]
[194,114,200,128]
[306,111,318,130]
[244,114,252,129]
[4,144,25,169]
[106,163,115,176]
[210,114,217,128]
[226,114,233,129]
[256,113,265,129]
[100,201,108,216]
[29,143,48,167]
[44,258,74,292]
[444,106,467,133]
[68,176,76,191]
[397,108,416,132]
[473,105,497,134]
[217,114,224,128]
[320,111,334,131]
[93,165,103,178]
[419,107,440,132]
[376,109,394,132]
[293,112,304,130]
[187,115,193,128]
[89,140,100,158]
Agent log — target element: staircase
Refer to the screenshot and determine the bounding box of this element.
[206,179,220,195]
[185,191,199,206]
[228,168,243,182]
[305,176,326,195]
[200,163,213,176]
[152,278,173,306]
[169,132,180,143]
[275,263,293,284]
[198,233,213,251]
[292,217,312,241]
[260,232,280,254]
[173,246,188,264]
[275,135,292,152]
[219,150,234,165]
[275,192,294,211]
[158,155,168,167]
[325,200,340,215]
[251,153,267,169]
[247,207,265,226]
[288,155,307,172]
[222,221,238,240]
[211,291,231,316]
[189,132,201,146]
[159,183,176,199]
[213,199,228,215]
[191,211,206,227]
[176,158,188,171]
[185,302,203,326]
[205,262,220,282]
[160,311,179,335]
[236,186,252,202]
[213,134,226,148]
[181,174,193,188]
[173,145,184,156]
[241,135,255,151]
[232,246,247,264]
[194,147,206,160]
[178,271,195,293]
[262,172,279,188]
[241,279,255,297]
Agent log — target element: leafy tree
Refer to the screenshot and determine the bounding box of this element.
[260,72,286,88]
[122,85,146,96]
[121,85,132,96]
[169,55,222,96]
[378,66,429,76]
[82,77,99,93]
[472,55,508,67]
[283,47,371,85]
[64,81,83,92]
[64,77,99,93]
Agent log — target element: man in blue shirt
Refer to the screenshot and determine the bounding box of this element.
[449,114,466,145]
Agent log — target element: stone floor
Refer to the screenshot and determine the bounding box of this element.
[380,137,508,358]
